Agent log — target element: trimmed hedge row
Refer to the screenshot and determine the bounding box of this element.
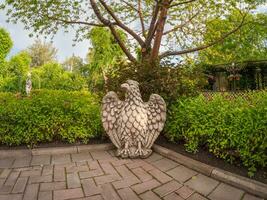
[165,91,267,176]
[0,90,102,146]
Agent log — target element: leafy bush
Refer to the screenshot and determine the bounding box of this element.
[0,90,102,146]
[165,91,267,176]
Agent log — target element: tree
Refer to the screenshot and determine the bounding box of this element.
[199,12,267,66]
[62,54,84,73]
[86,27,126,91]
[27,39,58,67]
[0,27,12,63]
[1,0,263,66]
[0,51,31,92]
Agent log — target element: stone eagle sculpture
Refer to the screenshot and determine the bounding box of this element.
[101,80,166,158]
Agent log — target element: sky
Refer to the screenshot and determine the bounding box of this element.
[0,1,266,62]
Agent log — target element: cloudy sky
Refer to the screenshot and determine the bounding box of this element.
[0,2,266,62]
[0,1,89,62]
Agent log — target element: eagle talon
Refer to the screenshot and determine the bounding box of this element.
[119,148,131,158]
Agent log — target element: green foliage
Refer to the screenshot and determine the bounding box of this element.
[27,39,58,67]
[86,27,126,92]
[166,91,267,175]
[0,51,31,92]
[0,27,12,63]
[107,62,207,104]
[62,55,84,73]
[31,62,86,91]
[199,12,267,65]
[0,90,102,146]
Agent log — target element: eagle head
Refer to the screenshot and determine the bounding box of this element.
[121,80,141,99]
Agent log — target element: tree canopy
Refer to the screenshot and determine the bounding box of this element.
[1,0,265,65]
[27,39,58,67]
[199,11,267,66]
[0,27,12,62]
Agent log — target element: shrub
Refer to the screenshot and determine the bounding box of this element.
[0,90,102,146]
[165,91,267,176]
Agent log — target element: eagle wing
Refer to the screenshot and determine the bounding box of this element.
[101,91,123,149]
[145,94,166,149]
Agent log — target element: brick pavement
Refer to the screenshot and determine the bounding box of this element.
[0,150,263,200]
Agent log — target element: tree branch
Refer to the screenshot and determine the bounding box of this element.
[138,0,146,37]
[169,0,198,8]
[144,1,160,49]
[121,1,138,12]
[47,16,105,27]
[163,11,200,35]
[90,0,136,63]
[160,14,247,59]
[98,0,145,47]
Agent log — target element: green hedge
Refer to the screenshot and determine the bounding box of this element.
[0,90,102,146]
[165,91,267,176]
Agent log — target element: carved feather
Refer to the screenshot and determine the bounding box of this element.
[145,94,166,149]
[101,91,123,148]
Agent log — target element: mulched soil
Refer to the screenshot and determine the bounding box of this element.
[155,135,267,184]
[0,135,266,184]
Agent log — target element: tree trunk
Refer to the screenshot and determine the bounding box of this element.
[150,0,169,61]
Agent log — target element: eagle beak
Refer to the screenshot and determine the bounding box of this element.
[121,83,129,90]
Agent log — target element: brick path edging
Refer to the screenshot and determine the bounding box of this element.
[153,144,267,198]
[0,143,115,157]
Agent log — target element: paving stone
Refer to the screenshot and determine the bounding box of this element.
[0,185,12,195]
[52,154,71,165]
[148,168,173,183]
[88,161,101,170]
[31,155,51,166]
[101,183,121,200]
[0,169,11,179]
[176,186,194,199]
[90,151,112,160]
[54,188,84,200]
[127,160,147,169]
[164,192,184,200]
[71,152,93,162]
[132,167,153,182]
[13,167,33,172]
[23,183,39,200]
[167,165,198,183]
[77,195,103,200]
[145,153,163,163]
[20,169,41,177]
[38,191,53,200]
[79,169,104,179]
[242,193,264,200]
[187,193,208,200]
[0,194,23,200]
[5,171,19,186]
[151,158,178,172]
[153,180,182,197]
[208,183,245,200]
[29,174,52,183]
[100,162,118,175]
[94,174,121,185]
[131,179,161,194]
[0,179,4,188]
[112,176,141,189]
[0,158,14,168]
[67,173,81,188]
[42,165,53,175]
[81,178,101,196]
[140,191,161,200]
[54,166,66,182]
[66,165,89,173]
[12,177,28,193]
[111,159,132,167]
[185,174,219,196]
[40,182,66,191]
[115,165,136,178]
[12,156,31,168]
[118,187,140,200]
